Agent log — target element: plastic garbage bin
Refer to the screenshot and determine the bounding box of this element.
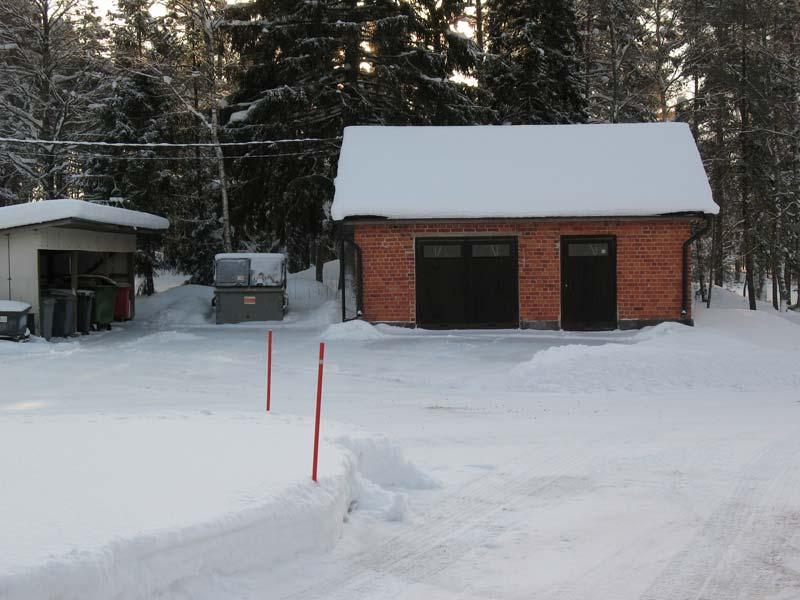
[0,300,31,341]
[114,283,132,320]
[91,285,116,330]
[39,297,56,340]
[76,290,95,334]
[77,275,118,330]
[48,289,77,337]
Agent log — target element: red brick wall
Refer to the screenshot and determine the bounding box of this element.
[353,219,693,326]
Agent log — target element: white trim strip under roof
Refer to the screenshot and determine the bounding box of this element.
[0,199,169,232]
[332,123,718,221]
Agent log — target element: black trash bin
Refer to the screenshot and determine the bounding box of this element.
[48,289,77,337]
[76,290,95,334]
[39,297,56,340]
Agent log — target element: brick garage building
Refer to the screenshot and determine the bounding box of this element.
[332,124,718,330]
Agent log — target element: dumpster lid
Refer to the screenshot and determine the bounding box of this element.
[215,253,286,287]
[78,274,118,287]
[0,300,31,312]
[46,289,77,297]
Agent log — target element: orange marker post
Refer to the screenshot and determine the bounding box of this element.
[311,342,325,482]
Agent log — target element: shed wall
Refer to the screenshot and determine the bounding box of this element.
[1,230,41,310]
[38,228,136,253]
[2,227,137,330]
[352,219,693,328]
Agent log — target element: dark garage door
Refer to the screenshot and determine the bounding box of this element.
[416,238,518,328]
[561,236,617,330]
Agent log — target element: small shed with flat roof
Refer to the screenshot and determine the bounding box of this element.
[0,199,169,334]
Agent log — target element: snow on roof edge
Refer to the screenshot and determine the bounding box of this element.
[0,199,169,232]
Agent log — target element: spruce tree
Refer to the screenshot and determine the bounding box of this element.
[225,0,488,272]
[483,0,586,124]
[576,0,653,122]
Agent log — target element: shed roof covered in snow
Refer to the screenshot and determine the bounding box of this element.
[331,123,718,221]
[0,199,169,233]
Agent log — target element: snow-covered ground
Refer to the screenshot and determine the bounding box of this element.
[2,270,800,599]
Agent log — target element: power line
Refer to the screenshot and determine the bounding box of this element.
[6,148,337,161]
[0,135,342,149]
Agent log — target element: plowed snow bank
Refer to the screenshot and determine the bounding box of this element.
[0,416,429,600]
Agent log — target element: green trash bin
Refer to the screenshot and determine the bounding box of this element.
[78,275,118,330]
[90,285,117,330]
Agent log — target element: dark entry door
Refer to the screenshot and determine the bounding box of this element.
[416,238,518,328]
[561,237,616,330]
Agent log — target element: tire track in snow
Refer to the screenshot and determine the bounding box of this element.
[639,434,800,600]
[279,436,617,600]
[700,449,800,600]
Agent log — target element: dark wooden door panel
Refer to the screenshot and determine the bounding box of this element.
[561,237,616,330]
[416,238,518,328]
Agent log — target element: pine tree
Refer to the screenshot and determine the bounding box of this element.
[576,0,654,122]
[225,0,488,272]
[483,0,586,124]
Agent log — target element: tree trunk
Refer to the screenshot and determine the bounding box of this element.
[696,239,707,302]
[210,124,232,253]
[315,240,324,283]
[475,0,484,50]
[204,10,232,253]
[772,263,779,310]
[738,18,757,310]
[143,258,155,296]
[783,263,793,306]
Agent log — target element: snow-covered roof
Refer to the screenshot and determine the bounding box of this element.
[0,199,169,232]
[331,123,718,220]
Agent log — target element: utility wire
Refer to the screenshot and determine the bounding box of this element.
[0,136,342,148]
[6,148,337,161]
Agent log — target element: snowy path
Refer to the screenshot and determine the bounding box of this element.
[283,440,601,599]
[640,435,800,600]
[3,277,800,599]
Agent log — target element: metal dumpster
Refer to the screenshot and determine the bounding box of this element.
[213,253,287,324]
[0,300,31,341]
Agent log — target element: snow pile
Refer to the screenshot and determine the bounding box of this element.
[322,259,340,292]
[705,285,752,310]
[322,319,383,341]
[0,415,434,600]
[0,199,168,231]
[135,271,188,294]
[337,436,441,491]
[512,314,800,393]
[0,415,353,600]
[339,437,440,523]
[285,267,337,313]
[332,123,718,220]
[135,284,214,327]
